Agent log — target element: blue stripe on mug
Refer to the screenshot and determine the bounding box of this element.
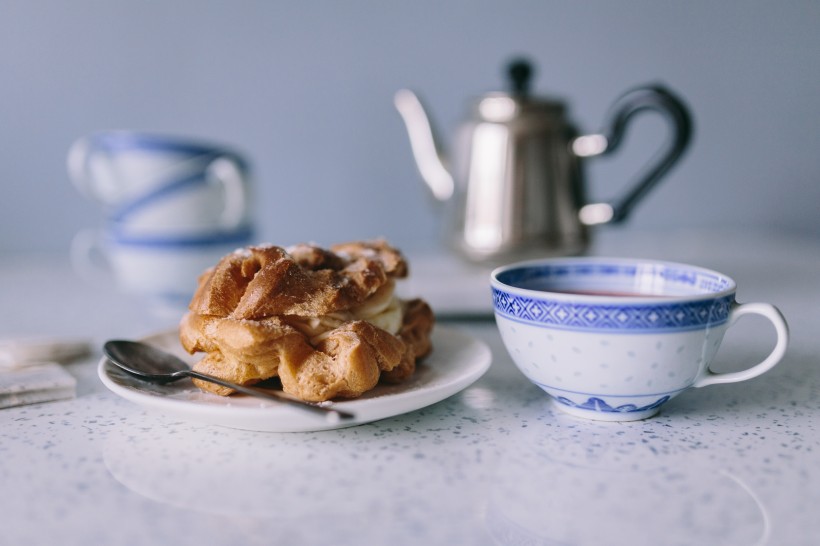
[110,170,209,222]
[92,132,249,170]
[108,225,254,248]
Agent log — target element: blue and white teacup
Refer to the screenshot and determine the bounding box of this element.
[67,131,251,233]
[491,257,789,421]
[68,131,254,307]
[71,226,253,308]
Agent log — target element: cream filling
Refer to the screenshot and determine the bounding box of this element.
[289,279,403,345]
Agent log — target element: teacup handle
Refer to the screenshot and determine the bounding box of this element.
[67,137,102,202]
[206,156,248,229]
[693,302,789,388]
[67,137,128,204]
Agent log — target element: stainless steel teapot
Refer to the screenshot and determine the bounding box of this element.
[395,59,692,263]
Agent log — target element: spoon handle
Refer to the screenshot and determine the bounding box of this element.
[185,370,354,422]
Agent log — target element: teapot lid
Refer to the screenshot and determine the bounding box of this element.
[472,58,566,122]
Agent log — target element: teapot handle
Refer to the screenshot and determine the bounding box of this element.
[573,84,693,225]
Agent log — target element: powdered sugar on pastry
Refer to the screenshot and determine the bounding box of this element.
[179,240,434,402]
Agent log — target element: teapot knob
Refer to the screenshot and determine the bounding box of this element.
[507,58,533,96]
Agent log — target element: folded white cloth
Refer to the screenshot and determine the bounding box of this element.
[0,362,77,409]
[0,338,88,408]
[0,337,90,370]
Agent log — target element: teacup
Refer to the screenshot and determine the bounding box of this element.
[71,227,253,307]
[490,257,789,421]
[67,131,251,232]
[68,131,255,308]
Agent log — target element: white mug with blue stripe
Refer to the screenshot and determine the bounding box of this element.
[68,131,251,233]
[491,258,789,421]
[71,225,254,308]
[68,131,254,306]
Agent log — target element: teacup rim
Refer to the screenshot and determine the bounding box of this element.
[490,256,737,303]
[100,223,255,249]
[86,130,249,169]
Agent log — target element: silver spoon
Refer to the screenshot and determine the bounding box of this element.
[103,340,354,423]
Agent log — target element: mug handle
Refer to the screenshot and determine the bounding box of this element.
[206,156,248,229]
[574,84,693,226]
[67,136,123,204]
[67,137,96,200]
[693,302,789,388]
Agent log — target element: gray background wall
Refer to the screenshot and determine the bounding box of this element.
[2,0,818,256]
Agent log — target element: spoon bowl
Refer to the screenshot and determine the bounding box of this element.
[103,340,354,423]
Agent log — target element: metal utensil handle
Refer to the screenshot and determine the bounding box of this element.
[186,369,354,421]
[578,84,693,224]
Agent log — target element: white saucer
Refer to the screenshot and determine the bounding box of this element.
[98,326,491,432]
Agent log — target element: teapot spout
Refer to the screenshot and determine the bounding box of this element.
[394,89,454,201]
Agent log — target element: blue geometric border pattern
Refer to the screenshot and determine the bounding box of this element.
[555,395,671,414]
[492,288,734,332]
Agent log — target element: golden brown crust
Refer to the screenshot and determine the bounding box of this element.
[188,243,407,320]
[179,240,433,402]
[330,240,409,278]
[381,299,435,384]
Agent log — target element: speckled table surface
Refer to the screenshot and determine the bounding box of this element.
[1,230,818,546]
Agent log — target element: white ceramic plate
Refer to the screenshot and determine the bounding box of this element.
[98,326,491,432]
